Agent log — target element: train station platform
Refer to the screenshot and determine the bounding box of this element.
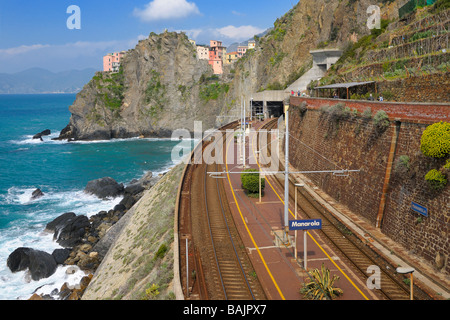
[220,118,449,300]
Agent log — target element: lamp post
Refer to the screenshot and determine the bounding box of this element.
[294,183,304,260]
[250,98,253,123]
[396,267,415,300]
[283,98,290,243]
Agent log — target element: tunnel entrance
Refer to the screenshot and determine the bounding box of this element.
[251,101,264,118]
[267,101,284,118]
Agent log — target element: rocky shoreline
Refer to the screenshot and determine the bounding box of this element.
[6,171,162,300]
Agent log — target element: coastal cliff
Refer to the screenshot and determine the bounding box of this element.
[57,32,224,141]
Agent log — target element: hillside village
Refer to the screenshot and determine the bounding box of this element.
[103,39,256,75]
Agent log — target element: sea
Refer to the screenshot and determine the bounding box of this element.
[0,94,193,300]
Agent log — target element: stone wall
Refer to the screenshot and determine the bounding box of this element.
[378,72,450,103]
[288,97,449,274]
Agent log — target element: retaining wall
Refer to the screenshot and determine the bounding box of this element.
[288,97,449,274]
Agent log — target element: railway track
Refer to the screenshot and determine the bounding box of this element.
[259,119,432,300]
[178,121,266,300]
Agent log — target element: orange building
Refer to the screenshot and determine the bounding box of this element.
[208,40,226,74]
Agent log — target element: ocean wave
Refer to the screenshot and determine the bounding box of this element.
[9,133,197,146]
[0,186,123,300]
[3,186,122,217]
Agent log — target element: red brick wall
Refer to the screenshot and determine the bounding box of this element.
[288,97,449,274]
[290,96,450,123]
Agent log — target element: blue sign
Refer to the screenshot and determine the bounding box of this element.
[289,219,322,231]
[411,202,428,217]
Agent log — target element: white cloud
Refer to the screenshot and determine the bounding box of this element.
[133,0,200,22]
[0,44,50,56]
[216,25,265,41]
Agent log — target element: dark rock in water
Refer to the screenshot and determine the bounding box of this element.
[32,129,51,140]
[84,177,124,199]
[7,247,57,281]
[52,248,71,264]
[56,215,90,248]
[30,188,44,200]
[46,213,90,248]
[45,212,76,232]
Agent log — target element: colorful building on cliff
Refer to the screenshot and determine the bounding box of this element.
[225,52,239,65]
[208,40,226,74]
[237,45,248,58]
[103,51,126,72]
[196,45,210,60]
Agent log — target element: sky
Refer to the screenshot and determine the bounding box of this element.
[0,0,297,73]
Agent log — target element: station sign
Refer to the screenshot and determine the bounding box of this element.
[289,219,322,231]
[411,202,428,217]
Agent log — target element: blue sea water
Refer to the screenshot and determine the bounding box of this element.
[0,94,192,299]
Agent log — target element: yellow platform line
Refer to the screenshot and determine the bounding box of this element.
[225,133,286,300]
[251,122,369,301]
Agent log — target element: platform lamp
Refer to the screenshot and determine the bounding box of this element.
[396,267,415,300]
[294,183,304,260]
[283,97,290,243]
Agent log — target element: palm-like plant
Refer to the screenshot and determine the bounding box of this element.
[300,264,343,300]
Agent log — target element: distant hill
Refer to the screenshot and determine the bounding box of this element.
[0,68,97,94]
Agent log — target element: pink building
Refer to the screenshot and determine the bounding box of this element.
[208,40,226,74]
[103,51,126,72]
[237,45,248,58]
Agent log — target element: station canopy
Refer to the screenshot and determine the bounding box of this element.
[314,81,377,99]
[314,81,375,90]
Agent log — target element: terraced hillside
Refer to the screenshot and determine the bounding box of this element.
[318,1,449,102]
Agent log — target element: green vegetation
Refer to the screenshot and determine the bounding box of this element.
[240,169,265,196]
[199,82,229,102]
[269,52,287,67]
[444,159,450,170]
[92,67,126,116]
[432,0,450,13]
[425,169,448,190]
[362,107,373,120]
[373,110,390,132]
[300,264,343,300]
[394,155,411,174]
[144,70,167,117]
[420,121,450,158]
[143,284,160,300]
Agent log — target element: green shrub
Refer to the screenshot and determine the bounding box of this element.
[444,159,450,170]
[420,121,450,158]
[300,264,343,300]
[241,169,265,194]
[373,110,390,131]
[395,155,411,173]
[362,107,372,120]
[328,103,351,122]
[425,169,448,191]
[199,82,229,102]
[154,243,168,260]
